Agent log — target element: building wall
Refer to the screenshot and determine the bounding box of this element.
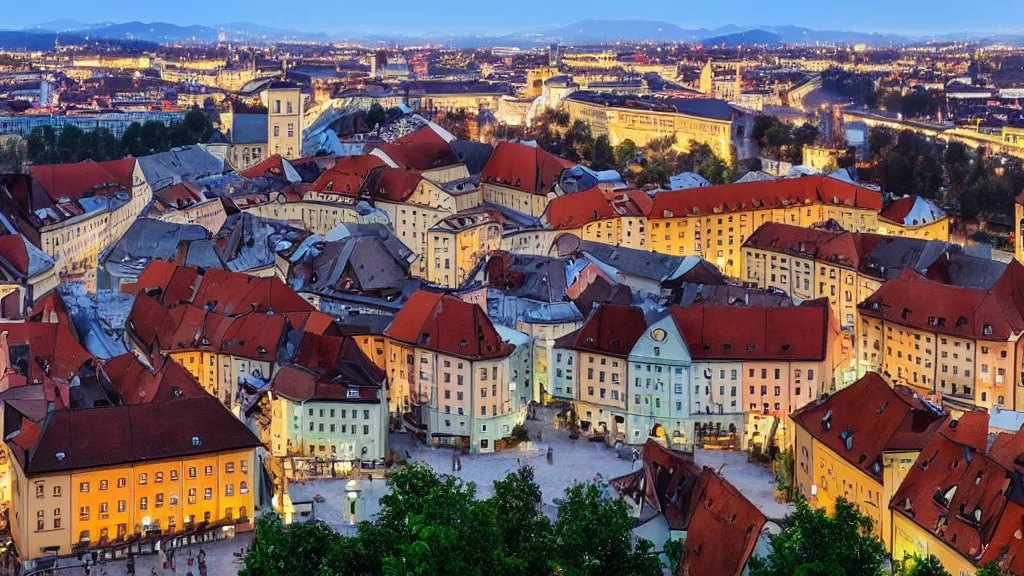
[857,314,1022,410]
[892,513,974,576]
[227,143,268,171]
[517,321,584,404]
[562,97,737,161]
[154,199,227,234]
[809,438,885,541]
[876,218,950,241]
[376,201,452,278]
[427,222,502,288]
[169,351,273,413]
[482,183,550,218]
[650,205,879,278]
[278,397,388,462]
[266,88,303,159]
[626,315,691,446]
[239,201,367,236]
[11,449,254,562]
[500,228,562,257]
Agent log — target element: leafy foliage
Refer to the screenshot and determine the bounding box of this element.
[242,464,662,576]
[25,110,214,165]
[891,554,951,576]
[748,497,887,576]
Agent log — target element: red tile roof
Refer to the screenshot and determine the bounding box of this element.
[29,158,136,202]
[791,373,947,479]
[385,290,514,359]
[370,168,423,203]
[649,175,882,219]
[272,333,385,403]
[238,154,293,180]
[373,127,457,170]
[103,353,207,405]
[878,195,946,226]
[858,265,1024,341]
[542,187,653,229]
[0,234,31,277]
[310,155,386,196]
[668,300,831,361]
[679,469,768,576]
[18,395,261,474]
[0,319,92,383]
[563,305,647,358]
[155,181,204,208]
[480,142,573,195]
[891,431,1015,567]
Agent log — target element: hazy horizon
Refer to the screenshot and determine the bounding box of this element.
[5,1,1024,38]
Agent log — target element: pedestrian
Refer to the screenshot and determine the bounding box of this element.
[159,548,167,570]
[84,565,91,576]
[546,447,553,465]
[126,553,136,576]
[198,550,205,567]
[451,451,457,472]
[150,568,158,576]
[456,456,462,472]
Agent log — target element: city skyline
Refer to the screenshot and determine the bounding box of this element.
[5,1,1024,37]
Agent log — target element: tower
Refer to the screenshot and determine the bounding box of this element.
[699,59,714,95]
[734,62,742,100]
[266,82,303,160]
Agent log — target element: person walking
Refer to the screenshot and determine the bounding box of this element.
[546,447,553,465]
[126,554,136,576]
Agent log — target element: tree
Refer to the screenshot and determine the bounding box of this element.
[636,161,671,188]
[614,139,638,169]
[976,562,1005,576]
[565,119,594,163]
[551,483,663,576]
[120,122,147,158]
[26,126,57,164]
[365,103,387,130]
[663,537,685,574]
[242,465,662,576]
[140,120,170,155]
[56,125,84,163]
[747,498,886,576]
[78,128,120,162]
[944,141,972,198]
[891,554,951,576]
[0,138,26,173]
[590,135,614,171]
[882,90,904,113]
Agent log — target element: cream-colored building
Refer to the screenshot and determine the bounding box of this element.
[426,210,504,288]
[562,91,748,161]
[265,82,303,160]
[649,176,883,278]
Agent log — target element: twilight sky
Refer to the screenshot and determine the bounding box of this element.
[4,0,1022,36]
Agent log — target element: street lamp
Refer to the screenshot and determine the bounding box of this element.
[345,479,361,525]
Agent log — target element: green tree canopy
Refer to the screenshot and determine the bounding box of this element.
[748,498,886,576]
[242,464,662,576]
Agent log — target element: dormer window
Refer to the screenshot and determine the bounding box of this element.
[822,409,833,431]
[983,324,993,336]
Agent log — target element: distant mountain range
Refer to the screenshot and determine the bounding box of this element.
[2,18,1023,48]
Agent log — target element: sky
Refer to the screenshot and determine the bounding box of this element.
[4,0,1024,36]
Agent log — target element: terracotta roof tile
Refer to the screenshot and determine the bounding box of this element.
[543,187,653,229]
[791,373,947,479]
[480,142,572,195]
[649,175,882,218]
[28,158,135,202]
[565,305,647,358]
[385,290,513,359]
[373,127,457,170]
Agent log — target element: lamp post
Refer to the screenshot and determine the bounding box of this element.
[345,479,361,525]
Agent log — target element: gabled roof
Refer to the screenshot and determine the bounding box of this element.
[137,146,223,191]
[272,333,385,403]
[879,195,947,227]
[858,265,1024,341]
[238,154,302,182]
[480,142,573,195]
[561,304,647,358]
[103,353,207,405]
[668,300,831,361]
[791,373,947,479]
[29,158,135,202]
[371,126,458,171]
[367,168,423,203]
[649,175,882,218]
[310,155,387,196]
[0,234,54,279]
[890,429,1019,569]
[542,186,653,229]
[678,469,767,576]
[384,290,514,360]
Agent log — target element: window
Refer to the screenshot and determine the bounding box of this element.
[155,472,163,483]
[204,488,213,501]
[139,497,148,511]
[156,493,164,508]
[188,489,197,505]
[80,506,89,520]
[35,483,44,498]
[118,500,127,513]
[189,467,197,479]
[53,485,62,497]
[226,484,235,497]
[205,466,213,476]
[99,480,108,491]
[138,473,147,485]
[80,482,89,493]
